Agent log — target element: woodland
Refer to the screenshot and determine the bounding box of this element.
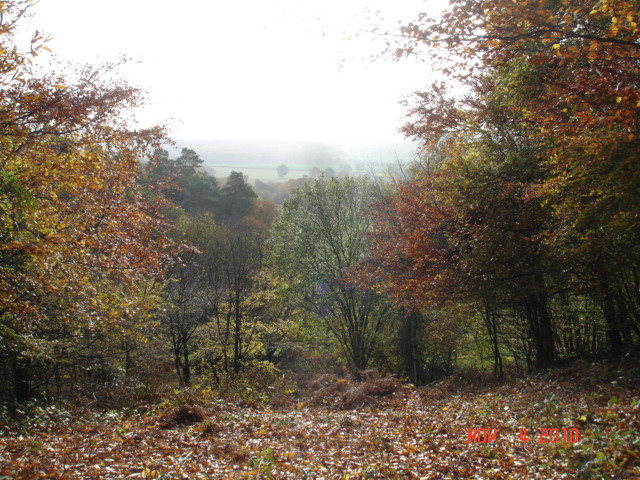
[1,0,640,478]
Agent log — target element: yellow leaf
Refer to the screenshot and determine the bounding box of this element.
[589,9,598,15]
[403,445,421,453]
[552,43,561,49]
[579,415,587,421]
[616,96,622,103]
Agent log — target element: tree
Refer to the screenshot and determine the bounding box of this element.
[360,62,569,370]
[218,171,258,223]
[363,0,640,368]
[308,167,321,177]
[161,195,282,383]
[146,148,220,215]
[276,163,289,179]
[189,214,284,379]
[176,148,204,174]
[162,214,222,385]
[211,222,268,375]
[270,177,393,374]
[0,1,177,402]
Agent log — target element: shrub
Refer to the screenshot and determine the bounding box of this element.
[307,373,401,410]
[157,404,206,429]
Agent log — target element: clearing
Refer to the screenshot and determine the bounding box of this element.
[1,365,639,479]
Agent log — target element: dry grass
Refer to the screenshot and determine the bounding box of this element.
[307,373,402,409]
[156,404,206,429]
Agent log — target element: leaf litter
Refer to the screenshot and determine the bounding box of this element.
[1,369,639,479]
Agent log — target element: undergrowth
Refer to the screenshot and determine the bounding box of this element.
[1,361,638,479]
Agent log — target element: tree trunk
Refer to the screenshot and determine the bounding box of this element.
[482,304,503,379]
[398,312,423,384]
[13,357,31,403]
[601,283,623,357]
[522,270,555,370]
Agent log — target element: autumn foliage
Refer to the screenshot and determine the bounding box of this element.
[358,0,640,372]
[0,1,177,403]
[0,0,640,477]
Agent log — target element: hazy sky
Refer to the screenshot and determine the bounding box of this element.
[29,0,445,143]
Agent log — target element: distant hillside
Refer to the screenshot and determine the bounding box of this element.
[164,139,419,181]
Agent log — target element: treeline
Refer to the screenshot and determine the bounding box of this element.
[144,148,290,387]
[0,0,283,405]
[358,0,640,374]
[2,0,639,408]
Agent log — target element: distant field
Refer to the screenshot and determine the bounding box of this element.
[205,163,394,183]
[168,139,418,183]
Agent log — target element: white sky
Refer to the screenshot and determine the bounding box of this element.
[29,0,445,143]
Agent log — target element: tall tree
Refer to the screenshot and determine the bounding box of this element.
[162,197,281,383]
[218,171,258,223]
[147,148,220,215]
[270,177,393,374]
[163,214,222,385]
[360,62,568,370]
[364,0,640,366]
[0,1,176,401]
[276,164,289,179]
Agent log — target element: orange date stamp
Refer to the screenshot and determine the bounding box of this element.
[466,427,580,443]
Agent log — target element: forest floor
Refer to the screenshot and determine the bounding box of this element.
[1,363,639,479]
